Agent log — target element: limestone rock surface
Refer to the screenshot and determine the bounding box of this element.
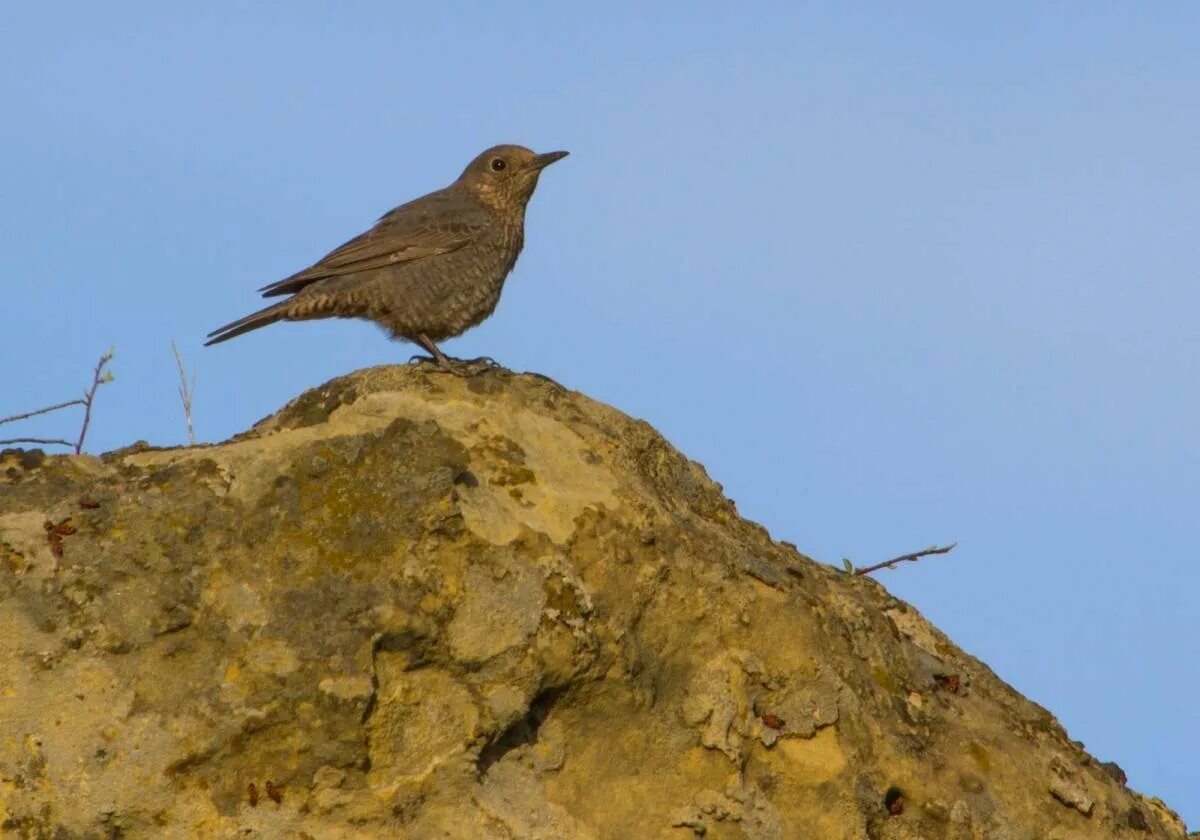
[0,365,1188,839]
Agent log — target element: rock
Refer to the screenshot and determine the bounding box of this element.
[0,365,1188,838]
[1050,755,1097,817]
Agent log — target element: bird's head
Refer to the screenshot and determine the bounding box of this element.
[456,144,568,209]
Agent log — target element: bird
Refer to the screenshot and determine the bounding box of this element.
[205,144,568,365]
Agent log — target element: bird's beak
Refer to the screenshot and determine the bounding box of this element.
[529,150,569,171]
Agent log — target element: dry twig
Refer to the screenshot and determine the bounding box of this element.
[849,543,957,576]
[171,341,196,445]
[72,349,115,454]
[0,436,74,448]
[0,399,86,426]
[0,349,115,453]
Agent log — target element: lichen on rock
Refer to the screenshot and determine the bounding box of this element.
[0,366,1188,838]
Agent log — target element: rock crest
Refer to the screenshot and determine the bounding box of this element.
[0,366,1186,838]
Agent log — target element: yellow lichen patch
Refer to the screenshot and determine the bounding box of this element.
[968,741,991,772]
[366,390,621,545]
[0,657,182,836]
[885,606,950,659]
[745,739,862,840]
[367,665,479,787]
[545,729,732,837]
[0,512,57,579]
[446,559,545,664]
[200,568,269,631]
[770,726,847,784]
[870,664,898,694]
[244,638,301,677]
[319,675,374,703]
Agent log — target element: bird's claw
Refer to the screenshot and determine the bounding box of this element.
[455,356,500,368]
[407,353,501,376]
[444,356,502,377]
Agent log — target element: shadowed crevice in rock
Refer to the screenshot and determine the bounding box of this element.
[476,686,566,778]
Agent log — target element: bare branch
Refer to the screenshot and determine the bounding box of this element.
[73,349,116,455]
[171,341,196,445]
[0,399,86,427]
[0,437,74,448]
[1,349,115,455]
[852,542,958,576]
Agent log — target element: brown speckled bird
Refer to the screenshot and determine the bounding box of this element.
[205,144,568,364]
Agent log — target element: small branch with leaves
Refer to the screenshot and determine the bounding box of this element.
[842,542,957,576]
[0,349,115,454]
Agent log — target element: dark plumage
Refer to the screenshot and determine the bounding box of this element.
[205,144,568,364]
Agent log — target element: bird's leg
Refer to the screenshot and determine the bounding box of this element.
[413,334,450,367]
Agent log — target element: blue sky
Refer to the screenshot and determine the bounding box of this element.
[2,2,1196,824]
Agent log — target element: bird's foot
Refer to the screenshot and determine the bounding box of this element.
[406,353,502,376]
[443,356,502,377]
[454,355,501,369]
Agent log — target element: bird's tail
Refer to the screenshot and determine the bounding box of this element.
[204,300,291,346]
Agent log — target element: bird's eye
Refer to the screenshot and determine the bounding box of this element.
[490,158,506,172]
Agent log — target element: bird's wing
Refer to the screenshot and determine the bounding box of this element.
[258,191,491,297]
